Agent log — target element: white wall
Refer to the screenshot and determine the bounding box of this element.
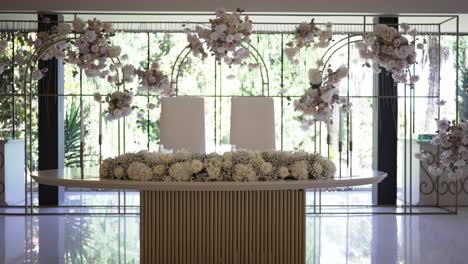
[1,0,468,14]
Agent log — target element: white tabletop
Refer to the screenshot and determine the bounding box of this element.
[31,168,387,191]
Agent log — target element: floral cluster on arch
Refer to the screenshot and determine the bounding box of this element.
[1,13,428,126]
[186,8,253,66]
[357,23,423,83]
[0,16,174,122]
[291,22,424,126]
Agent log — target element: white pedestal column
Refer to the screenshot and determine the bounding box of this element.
[0,139,25,206]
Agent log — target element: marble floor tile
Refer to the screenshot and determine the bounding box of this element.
[1,209,467,263]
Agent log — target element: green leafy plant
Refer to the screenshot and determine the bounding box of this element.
[454,37,468,120]
[64,99,91,167]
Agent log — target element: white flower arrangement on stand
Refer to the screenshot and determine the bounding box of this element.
[357,23,422,83]
[100,150,336,182]
[294,66,349,122]
[284,20,333,64]
[186,8,253,66]
[416,119,468,178]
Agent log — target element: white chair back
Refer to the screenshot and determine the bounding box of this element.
[159,97,205,153]
[230,96,276,151]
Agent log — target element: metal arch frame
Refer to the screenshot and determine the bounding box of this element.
[19,33,127,215]
[0,13,461,216]
[170,41,270,96]
[293,27,458,215]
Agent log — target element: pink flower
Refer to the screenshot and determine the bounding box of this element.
[409,75,419,83]
[72,17,86,32]
[414,152,425,160]
[431,136,442,145]
[437,119,450,131]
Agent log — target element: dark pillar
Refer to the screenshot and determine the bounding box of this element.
[37,14,64,206]
[374,16,399,206]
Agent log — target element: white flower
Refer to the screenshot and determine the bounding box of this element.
[437,119,450,131]
[312,162,323,175]
[322,159,336,178]
[278,166,289,179]
[55,22,72,35]
[107,46,122,58]
[308,68,322,84]
[233,164,257,181]
[454,160,466,168]
[209,31,221,41]
[99,158,113,178]
[103,22,113,33]
[428,166,443,177]
[191,159,204,173]
[169,162,192,181]
[122,64,135,79]
[284,47,299,62]
[83,30,97,42]
[223,152,233,168]
[160,154,174,164]
[260,162,273,174]
[335,66,349,79]
[31,69,44,81]
[225,34,235,43]
[215,24,227,33]
[72,17,86,32]
[290,161,309,180]
[320,88,336,103]
[152,164,166,177]
[127,161,153,181]
[113,166,127,179]
[175,151,193,161]
[206,157,222,180]
[215,8,226,17]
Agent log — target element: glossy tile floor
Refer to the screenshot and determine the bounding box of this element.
[1,208,467,264]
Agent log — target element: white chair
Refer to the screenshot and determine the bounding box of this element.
[230,96,276,151]
[159,96,205,153]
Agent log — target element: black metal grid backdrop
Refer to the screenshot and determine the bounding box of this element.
[0,13,461,215]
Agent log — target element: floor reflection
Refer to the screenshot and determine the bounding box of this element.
[1,209,467,263]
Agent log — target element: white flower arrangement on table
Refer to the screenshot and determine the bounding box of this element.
[186,8,253,66]
[294,66,349,122]
[104,90,135,121]
[284,20,333,64]
[357,23,422,83]
[100,150,336,182]
[416,119,468,178]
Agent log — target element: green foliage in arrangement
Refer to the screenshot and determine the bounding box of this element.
[454,38,468,121]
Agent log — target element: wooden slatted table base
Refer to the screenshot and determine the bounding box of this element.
[140,190,306,264]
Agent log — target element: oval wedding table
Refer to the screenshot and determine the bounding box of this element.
[32,169,386,264]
